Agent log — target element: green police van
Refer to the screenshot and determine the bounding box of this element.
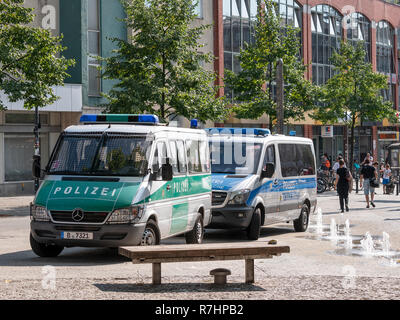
[30,114,211,257]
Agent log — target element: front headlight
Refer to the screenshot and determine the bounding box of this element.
[228,189,251,205]
[106,206,143,224]
[30,204,50,222]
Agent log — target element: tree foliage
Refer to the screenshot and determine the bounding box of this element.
[0,0,75,110]
[101,0,228,123]
[224,0,319,125]
[311,40,396,170]
[312,41,396,125]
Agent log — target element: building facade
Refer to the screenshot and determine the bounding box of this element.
[212,0,400,165]
[0,0,126,195]
[1,0,400,195]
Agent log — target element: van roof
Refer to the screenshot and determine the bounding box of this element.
[63,124,206,135]
[208,133,312,144]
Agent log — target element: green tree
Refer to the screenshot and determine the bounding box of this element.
[312,41,396,171]
[101,0,227,123]
[224,0,319,129]
[0,0,75,110]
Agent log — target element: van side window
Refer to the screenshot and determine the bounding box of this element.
[199,140,210,173]
[152,141,168,177]
[170,140,187,175]
[278,144,315,177]
[279,144,298,177]
[186,140,202,173]
[262,145,276,171]
[296,144,315,176]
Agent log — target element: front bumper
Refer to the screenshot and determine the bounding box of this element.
[207,206,254,229]
[30,221,146,247]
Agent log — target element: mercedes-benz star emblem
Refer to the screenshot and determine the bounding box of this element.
[72,209,85,222]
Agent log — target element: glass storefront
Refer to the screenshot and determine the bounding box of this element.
[312,126,344,166]
[4,134,49,182]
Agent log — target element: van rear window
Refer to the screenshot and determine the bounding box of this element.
[278,144,315,177]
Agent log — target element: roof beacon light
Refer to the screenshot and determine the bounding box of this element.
[190,119,198,129]
[205,128,271,137]
[79,114,160,125]
[289,131,296,136]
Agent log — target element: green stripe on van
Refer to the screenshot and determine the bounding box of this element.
[170,202,189,234]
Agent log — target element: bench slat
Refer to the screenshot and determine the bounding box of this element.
[119,243,290,260]
[130,254,274,264]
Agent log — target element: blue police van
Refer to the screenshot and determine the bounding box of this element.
[206,128,317,240]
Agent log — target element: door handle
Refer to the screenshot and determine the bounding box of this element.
[166,185,171,191]
[273,179,279,185]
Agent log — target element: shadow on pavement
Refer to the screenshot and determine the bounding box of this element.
[0,206,30,217]
[202,226,294,243]
[0,247,130,267]
[93,282,266,293]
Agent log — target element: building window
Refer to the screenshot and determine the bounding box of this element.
[273,0,302,29]
[346,13,371,62]
[311,4,342,85]
[4,134,49,182]
[5,113,49,125]
[88,0,101,97]
[223,0,258,100]
[193,0,203,18]
[376,20,395,104]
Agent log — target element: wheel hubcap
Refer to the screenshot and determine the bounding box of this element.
[196,222,203,242]
[141,228,156,246]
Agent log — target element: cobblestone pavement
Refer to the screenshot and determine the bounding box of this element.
[0,189,399,299]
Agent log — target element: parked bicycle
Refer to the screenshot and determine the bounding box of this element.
[317,169,336,193]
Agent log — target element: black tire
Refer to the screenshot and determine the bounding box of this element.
[185,215,204,244]
[246,207,261,240]
[317,178,326,193]
[294,204,310,232]
[141,219,160,246]
[30,233,64,257]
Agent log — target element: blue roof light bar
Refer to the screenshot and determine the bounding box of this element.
[205,128,271,137]
[79,114,160,125]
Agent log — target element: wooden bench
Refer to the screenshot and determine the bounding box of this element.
[119,242,290,285]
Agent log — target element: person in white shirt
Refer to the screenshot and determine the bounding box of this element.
[332,156,346,174]
[362,153,373,165]
[382,164,392,194]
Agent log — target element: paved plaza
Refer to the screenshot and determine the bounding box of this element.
[0,188,399,300]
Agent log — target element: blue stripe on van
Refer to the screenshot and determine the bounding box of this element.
[246,177,316,206]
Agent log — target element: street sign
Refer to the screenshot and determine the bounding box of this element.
[321,125,333,138]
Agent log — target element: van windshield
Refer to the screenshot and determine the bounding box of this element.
[209,140,262,174]
[48,134,152,176]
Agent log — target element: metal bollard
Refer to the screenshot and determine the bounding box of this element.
[397,179,399,196]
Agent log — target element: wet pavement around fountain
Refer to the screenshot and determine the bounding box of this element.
[0,190,400,299]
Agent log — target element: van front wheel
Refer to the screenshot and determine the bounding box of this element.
[247,208,261,240]
[30,233,64,257]
[294,204,309,232]
[185,215,204,244]
[141,219,160,246]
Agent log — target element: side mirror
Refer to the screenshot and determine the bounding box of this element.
[32,155,41,179]
[261,162,275,179]
[161,159,173,181]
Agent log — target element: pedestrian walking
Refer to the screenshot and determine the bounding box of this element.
[382,163,392,194]
[359,158,378,208]
[334,159,351,212]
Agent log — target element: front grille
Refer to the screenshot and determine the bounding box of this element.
[50,211,109,224]
[212,191,227,206]
[54,226,101,232]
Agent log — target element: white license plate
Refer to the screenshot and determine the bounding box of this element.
[60,232,93,240]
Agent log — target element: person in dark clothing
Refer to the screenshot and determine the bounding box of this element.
[359,159,378,208]
[334,159,351,212]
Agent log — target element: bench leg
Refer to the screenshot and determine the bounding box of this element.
[245,259,254,284]
[152,263,161,285]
